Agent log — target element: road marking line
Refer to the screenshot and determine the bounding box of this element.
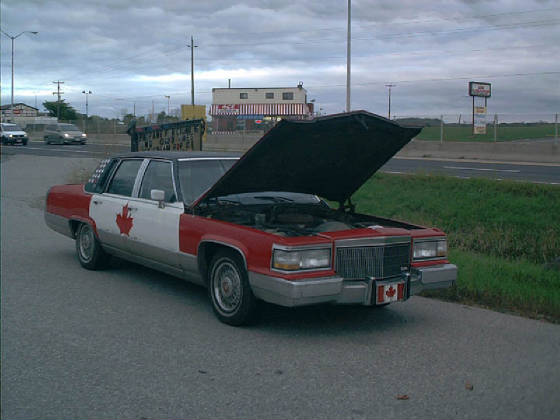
[22,146,101,154]
[383,170,404,174]
[443,166,521,173]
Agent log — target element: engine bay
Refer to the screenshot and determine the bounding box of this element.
[196,200,420,237]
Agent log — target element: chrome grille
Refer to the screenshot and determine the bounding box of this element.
[335,243,411,280]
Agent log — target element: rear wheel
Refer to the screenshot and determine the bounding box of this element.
[44,136,50,144]
[75,223,110,269]
[208,250,257,326]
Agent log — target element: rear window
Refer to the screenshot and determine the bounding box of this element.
[85,159,117,193]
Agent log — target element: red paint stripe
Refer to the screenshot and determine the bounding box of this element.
[398,283,405,300]
[377,285,385,303]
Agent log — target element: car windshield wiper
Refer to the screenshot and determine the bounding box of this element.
[253,195,294,203]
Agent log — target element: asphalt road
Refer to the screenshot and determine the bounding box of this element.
[2,140,560,184]
[1,154,559,419]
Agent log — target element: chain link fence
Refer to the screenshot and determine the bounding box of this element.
[394,113,559,143]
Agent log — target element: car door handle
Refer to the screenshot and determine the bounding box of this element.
[93,200,103,205]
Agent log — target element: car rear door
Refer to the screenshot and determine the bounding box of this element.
[89,158,144,251]
[126,159,183,269]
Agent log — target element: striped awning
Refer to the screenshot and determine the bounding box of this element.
[211,103,309,116]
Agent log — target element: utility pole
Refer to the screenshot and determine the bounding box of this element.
[187,35,198,106]
[151,100,154,123]
[165,95,170,116]
[1,30,38,121]
[52,80,64,121]
[82,90,92,133]
[385,84,396,119]
[133,102,136,117]
[346,0,351,113]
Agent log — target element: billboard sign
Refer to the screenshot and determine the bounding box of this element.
[473,106,487,134]
[469,81,491,97]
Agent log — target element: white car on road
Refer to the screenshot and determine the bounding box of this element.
[0,123,28,145]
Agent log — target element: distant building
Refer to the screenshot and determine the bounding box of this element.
[210,84,313,133]
[1,103,38,120]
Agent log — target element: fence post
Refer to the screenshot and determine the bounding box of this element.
[555,113,558,145]
[440,115,443,144]
[494,114,498,142]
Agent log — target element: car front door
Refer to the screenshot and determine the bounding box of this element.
[126,159,184,269]
[89,158,144,252]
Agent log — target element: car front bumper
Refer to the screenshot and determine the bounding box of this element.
[248,263,457,307]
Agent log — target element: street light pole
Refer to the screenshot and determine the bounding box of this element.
[346,0,351,113]
[165,95,170,116]
[1,30,38,121]
[385,84,396,119]
[187,35,198,106]
[82,90,92,133]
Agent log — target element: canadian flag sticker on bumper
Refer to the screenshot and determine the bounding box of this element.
[377,282,405,304]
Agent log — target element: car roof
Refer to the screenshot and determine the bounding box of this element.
[114,151,242,161]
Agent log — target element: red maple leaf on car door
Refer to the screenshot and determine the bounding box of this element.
[116,204,134,235]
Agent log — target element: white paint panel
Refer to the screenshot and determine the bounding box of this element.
[127,198,183,256]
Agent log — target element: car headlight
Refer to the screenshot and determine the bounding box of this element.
[272,248,331,271]
[82,133,87,137]
[8,134,13,138]
[413,238,447,260]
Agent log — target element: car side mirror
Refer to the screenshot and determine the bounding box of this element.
[151,189,165,208]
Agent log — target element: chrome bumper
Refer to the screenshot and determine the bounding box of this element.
[248,263,457,308]
[409,263,457,295]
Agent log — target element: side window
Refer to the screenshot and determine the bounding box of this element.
[265,92,274,99]
[139,160,176,202]
[282,92,294,100]
[106,160,142,196]
[239,92,248,99]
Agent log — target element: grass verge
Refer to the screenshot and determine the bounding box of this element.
[354,173,560,321]
[416,124,555,142]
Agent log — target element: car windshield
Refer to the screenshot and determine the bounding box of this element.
[213,192,322,205]
[178,159,237,204]
[2,124,23,131]
[58,124,80,131]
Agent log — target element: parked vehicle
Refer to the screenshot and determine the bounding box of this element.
[45,111,457,325]
[44,123,87,144]
[0,123,28,145]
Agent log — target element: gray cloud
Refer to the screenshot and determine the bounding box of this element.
[1,0,558,119]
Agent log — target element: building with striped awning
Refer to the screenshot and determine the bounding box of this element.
[211,85,313,133]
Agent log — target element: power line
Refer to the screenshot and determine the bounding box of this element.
[81,70,559,102]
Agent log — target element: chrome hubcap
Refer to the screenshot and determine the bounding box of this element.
[79,226,94,262]
[213,261,242,313]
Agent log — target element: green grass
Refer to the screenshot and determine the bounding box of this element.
[417,124,555,142]
[353,173,560,321]
[424,249,560,321]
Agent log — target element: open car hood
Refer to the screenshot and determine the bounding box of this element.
[193,110,421,207]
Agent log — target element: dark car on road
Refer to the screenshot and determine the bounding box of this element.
[44,123,87,145]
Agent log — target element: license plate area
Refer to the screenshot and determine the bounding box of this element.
[375,280,406,305]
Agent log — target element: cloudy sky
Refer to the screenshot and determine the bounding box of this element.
[1,0,559,120]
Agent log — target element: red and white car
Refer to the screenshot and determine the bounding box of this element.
[45,111,457,325]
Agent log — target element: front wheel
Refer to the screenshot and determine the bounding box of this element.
[75,223,110,270]
[208,250,257,326]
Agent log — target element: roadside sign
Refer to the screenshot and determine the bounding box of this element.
[474,106,487,134]
[469,81,491,97]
